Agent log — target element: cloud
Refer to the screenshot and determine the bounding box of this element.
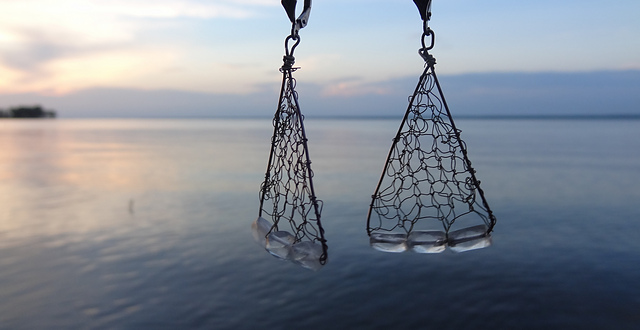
[3,70,639,118]
[321,79,395,97]
[0,0,277,94]
[99,0,267,19]
[0,0,273,53]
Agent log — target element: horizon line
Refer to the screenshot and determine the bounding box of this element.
[19,113,640,121]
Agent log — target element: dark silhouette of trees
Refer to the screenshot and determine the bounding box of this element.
[0,105,56,118]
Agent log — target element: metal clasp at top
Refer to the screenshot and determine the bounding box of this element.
[415,0,435,63]
[282,0,312,37]
[415,0,434,50]
[413,0,432,22]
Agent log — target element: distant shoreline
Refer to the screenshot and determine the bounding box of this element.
[41,114,640,121]
[0,105,56,118]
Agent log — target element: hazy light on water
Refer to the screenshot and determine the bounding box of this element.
[0,118,639,329]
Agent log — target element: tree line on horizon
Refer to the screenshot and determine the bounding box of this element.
[0,105,56,118]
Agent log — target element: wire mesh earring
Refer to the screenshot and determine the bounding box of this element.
[367,0,496,254]
[251,0,328,271]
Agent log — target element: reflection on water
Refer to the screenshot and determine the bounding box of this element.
[1,118,639,329]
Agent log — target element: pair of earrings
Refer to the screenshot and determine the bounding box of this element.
[251,0,496,271]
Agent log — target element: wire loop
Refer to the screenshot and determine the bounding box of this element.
[281,35,301,72]
[421,27,435,51]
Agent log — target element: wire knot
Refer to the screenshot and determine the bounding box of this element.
[280,55,297,72]
[419,49,436,66]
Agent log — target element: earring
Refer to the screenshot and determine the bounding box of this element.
[367,0,496,254]
[251,0,328,271]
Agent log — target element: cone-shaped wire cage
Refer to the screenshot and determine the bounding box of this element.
[252,67,328,271]
[367,58,496,254]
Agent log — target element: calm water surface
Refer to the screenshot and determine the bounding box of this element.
[0,118,639,329]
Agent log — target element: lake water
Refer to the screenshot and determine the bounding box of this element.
[1,118,639,329]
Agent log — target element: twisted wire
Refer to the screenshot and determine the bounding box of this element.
[367,63,496,236]
[259,69,327,263]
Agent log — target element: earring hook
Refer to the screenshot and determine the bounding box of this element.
[281,0,312,37]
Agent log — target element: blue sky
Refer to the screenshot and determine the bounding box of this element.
[1,0,639,117]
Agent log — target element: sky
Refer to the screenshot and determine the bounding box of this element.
[1,0,639,117]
